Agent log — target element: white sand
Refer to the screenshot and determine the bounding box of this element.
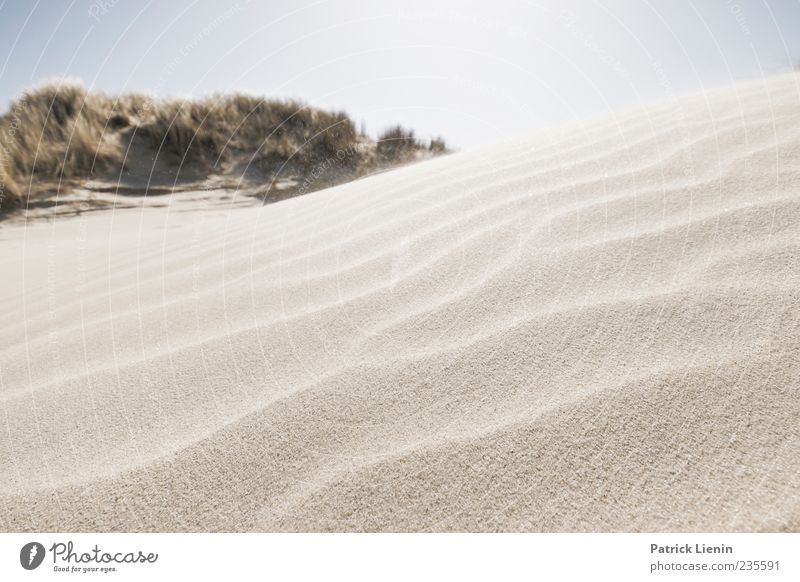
[1,74,799,532]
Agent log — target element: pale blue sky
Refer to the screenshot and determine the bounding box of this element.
[1,0,799,148]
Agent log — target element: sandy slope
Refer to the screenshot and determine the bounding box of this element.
[1,74,799,532]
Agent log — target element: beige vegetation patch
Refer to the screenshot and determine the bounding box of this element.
[0,83,449,216]
[0,163,19,210]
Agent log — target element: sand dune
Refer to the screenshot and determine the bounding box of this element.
[1,73,799,532]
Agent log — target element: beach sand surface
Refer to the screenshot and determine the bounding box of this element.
[1,74,799,532]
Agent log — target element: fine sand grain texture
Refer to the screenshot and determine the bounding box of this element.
[1,73,799,532]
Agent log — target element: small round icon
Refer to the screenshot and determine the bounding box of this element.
[20,542,46,570]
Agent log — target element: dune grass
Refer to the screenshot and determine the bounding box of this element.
[135,95,363,170]
[0,164,20,211]
[1,85,123,181]
[0,83,448,213]
[376,125,423,162]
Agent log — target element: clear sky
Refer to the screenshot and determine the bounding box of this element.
[1,0,799,149]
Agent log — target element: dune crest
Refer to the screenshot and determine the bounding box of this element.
[1,74,799,532]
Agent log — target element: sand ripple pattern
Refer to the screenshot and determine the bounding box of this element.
[1,74,799,531]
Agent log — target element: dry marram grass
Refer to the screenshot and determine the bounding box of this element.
[0,83,448,213]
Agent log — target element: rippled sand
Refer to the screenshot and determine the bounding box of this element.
[1,74,799,531]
